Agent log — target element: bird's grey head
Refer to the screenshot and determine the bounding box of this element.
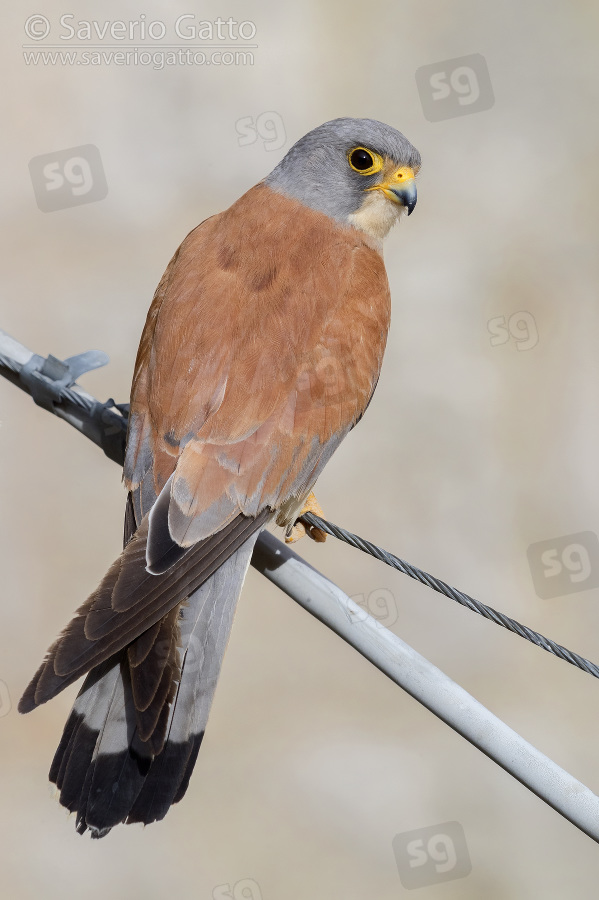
[265,117,421,241]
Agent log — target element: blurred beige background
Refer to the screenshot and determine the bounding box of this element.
[2,0,599,896]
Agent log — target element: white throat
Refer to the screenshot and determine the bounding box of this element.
[347,190,404,241]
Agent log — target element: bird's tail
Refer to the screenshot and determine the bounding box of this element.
[48,535,258,838]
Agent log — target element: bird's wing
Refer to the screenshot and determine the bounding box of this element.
[19,508,270,711]
[124,182,392,560]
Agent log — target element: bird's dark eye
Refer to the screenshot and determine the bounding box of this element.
[350,149,373,170]
[347,147,384,176]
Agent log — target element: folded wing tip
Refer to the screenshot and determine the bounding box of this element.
[18,668,44,713]
[18,693,35,714]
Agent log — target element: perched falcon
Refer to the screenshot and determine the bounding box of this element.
[19,118,420,836]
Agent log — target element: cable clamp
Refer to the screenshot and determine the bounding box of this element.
[19,350,108,412]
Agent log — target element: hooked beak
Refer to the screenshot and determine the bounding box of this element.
[365,165,417,215]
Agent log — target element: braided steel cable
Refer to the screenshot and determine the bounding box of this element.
[302,511,599,680]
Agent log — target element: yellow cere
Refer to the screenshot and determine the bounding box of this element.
[365,165,416,194]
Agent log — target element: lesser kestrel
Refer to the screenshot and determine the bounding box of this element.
[20,118,420,836]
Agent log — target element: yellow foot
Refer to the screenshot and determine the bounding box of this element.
[285,492,327,544]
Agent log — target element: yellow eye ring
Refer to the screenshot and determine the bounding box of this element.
[348,146,384,176]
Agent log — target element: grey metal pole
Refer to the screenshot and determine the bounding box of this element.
[252,532,599,843]
[2,327,599,842]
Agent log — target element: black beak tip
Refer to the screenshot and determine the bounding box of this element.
[390,185,417,216]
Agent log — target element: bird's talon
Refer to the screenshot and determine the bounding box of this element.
[285,492,327,543]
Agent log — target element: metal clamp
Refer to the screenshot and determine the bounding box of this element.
[19,350,109,412]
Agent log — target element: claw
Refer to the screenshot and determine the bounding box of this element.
[285,492,327,544]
